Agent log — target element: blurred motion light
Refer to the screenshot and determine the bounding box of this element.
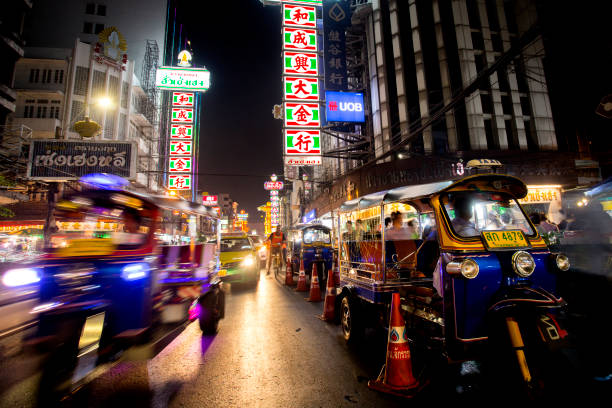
[80,173,129,190]
[2,267,41,287]
[121,263,149,281]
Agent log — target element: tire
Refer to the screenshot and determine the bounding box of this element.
[340,296,363,344]
[199,292,221,334]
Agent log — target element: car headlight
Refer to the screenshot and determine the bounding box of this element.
[2,267,41,287]
[555,253,570,271]
[121,263,149,281]
[259,247,266,256]
[446,258,479,279]
[241,255,255,267]
[512,251,535,277]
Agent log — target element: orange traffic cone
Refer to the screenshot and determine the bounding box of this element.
[368,292,424,398]
[285,259,294,286]
[295,258,308,292]
[320,266,336,321]
[306,263,322,302]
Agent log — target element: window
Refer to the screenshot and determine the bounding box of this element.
[220,238,251,252]
[104,112,115,139]
[95,24,105,34]
[83,22,93,34]
[85,3,95,14]
[29,68,40,83]
[97,4,106,16]
[92,70,106,97]
[74,66,88,96]
[118,113,127,140]
[54,70,64,84]
[23,105,34,118]
[121,81,129,108]
[36,106,47,118]
[480,93,493,114]
[70,100,84,124]
[442,192,534,238]
[303,228,331,244]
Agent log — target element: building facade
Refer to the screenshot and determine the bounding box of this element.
[293,0,595,226]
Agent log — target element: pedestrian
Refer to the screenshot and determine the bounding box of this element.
[386,212,411,240]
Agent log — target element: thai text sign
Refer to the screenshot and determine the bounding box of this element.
[283,51,318,76]
[171,108,194,123]
[155,67,210,92]
[518,186,561,204]
[285,76,319,101]
[169,157,192,172]
[283,27,317,51]
[284,102,320,127]
[172,92,195,107]
[202,195,218,206]
[27,140,136,180]
[170,124,193,139]
[169,140,192,155]
[168,175,192,190]
[325,91,365,122]
[285,156,322,166]
[285,129,321,155]
[283,4,316,27]
[264,181,284,190]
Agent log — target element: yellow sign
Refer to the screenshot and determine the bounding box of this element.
[218,269,227,277]
[519,186,561,204]
[56,239,116,257]
[481,230,529,250]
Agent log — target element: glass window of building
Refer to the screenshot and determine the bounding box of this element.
[29,68,39,83]
[74,66,88,96]
[85,3,95,14]
[54,70,64,84]
[97,4,106,16]
[83,22,93,34]
[95,24,105,34]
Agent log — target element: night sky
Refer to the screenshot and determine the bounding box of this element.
[170,1,283,225]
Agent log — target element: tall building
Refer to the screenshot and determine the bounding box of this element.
[23,0,167,79]
[295,0,591,226]
[0,0,32,125]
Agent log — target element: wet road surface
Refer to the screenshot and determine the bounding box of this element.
[0,271,405,407]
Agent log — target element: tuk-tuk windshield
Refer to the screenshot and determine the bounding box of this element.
[220,237,252,252]
[443,191,534,238]
[303,228,331,244]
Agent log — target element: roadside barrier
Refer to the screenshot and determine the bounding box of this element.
[319,267,336,321]
[295,258,308,292]
[285,259,295,286]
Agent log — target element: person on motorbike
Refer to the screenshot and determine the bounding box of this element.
[266,228,286,275]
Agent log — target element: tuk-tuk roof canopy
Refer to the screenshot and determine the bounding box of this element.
[290,223,331,231]
[339,174,528,212]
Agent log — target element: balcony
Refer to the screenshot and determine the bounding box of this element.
[11,118,61,139]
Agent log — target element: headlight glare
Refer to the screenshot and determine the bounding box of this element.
[512,251,535,277]
[241,255,255,267]
[555,253,570,271]
[2,268,41,287]
[121,263,149,281]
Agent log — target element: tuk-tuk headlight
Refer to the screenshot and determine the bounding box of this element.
[446,259,479,279]
[512,251,535,277]
[2,267,41,287]
[555,253,570,271]
[121,263,149,281]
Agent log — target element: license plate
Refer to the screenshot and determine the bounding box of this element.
[218,269,227,277]
[481,230,530,250]
[78,312,105,351]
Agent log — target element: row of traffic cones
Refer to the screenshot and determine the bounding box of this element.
[284,258,423,398]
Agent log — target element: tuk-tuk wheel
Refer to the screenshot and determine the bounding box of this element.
[199,293,221,334]
[341,296,363,343]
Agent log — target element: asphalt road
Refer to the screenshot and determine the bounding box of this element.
[0,271,406,407]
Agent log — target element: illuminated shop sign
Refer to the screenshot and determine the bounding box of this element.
[282,3,317,28]
[170,124,193,139]
[325,91,365,122]
[171,108,194,123]
[283,27,317,51]
[172,92,195,107]
[284,102,320,127]
[283,51,318,76]
[285,156,322,166]
[285,129,320,155]
[518,186,562,204]
[284,76,319,101]
[202,195,218,206]
[169,157,192,172]
[168,175,192,190]
[155,66,210,92]
[264,181,284,190]
[169,140,192,155]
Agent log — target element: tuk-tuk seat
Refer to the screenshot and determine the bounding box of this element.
[358,241,383,265]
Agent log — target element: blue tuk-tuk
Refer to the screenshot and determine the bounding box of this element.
[288,224,333,285]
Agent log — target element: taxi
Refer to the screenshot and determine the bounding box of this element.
[219,233,260,285]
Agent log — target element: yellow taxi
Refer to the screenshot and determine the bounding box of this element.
[218,233,259,285]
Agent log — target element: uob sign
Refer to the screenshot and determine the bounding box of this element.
[325,91,365,123]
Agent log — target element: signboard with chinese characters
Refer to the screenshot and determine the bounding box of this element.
[283,51,318,76]
[169,140,193,156]
[283,27,317,51]
[27,139,137,180]
[172,92,195,107]
[282,3,316,27]
[285,129,320,155]
[280,0,322,5]
[264,181,284,190]
[202,195,218,206]
[284,102,320,127]
[325,91,365,122]
[168,175,192,190]
[171,108,194,123]
[170,124,193,139]
[284,76,319,101]
[285,156,322,166]
[169,157,192,172]
[155,66,211,92]
[323,0,351,91]
[518,186,562,204]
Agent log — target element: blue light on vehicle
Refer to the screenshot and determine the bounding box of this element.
[79,173,130,190]
[121,263,149,281]
[2,268,41,287]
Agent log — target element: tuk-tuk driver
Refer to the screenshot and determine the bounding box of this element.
[452,196,478,237]
[266,228,286,275]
